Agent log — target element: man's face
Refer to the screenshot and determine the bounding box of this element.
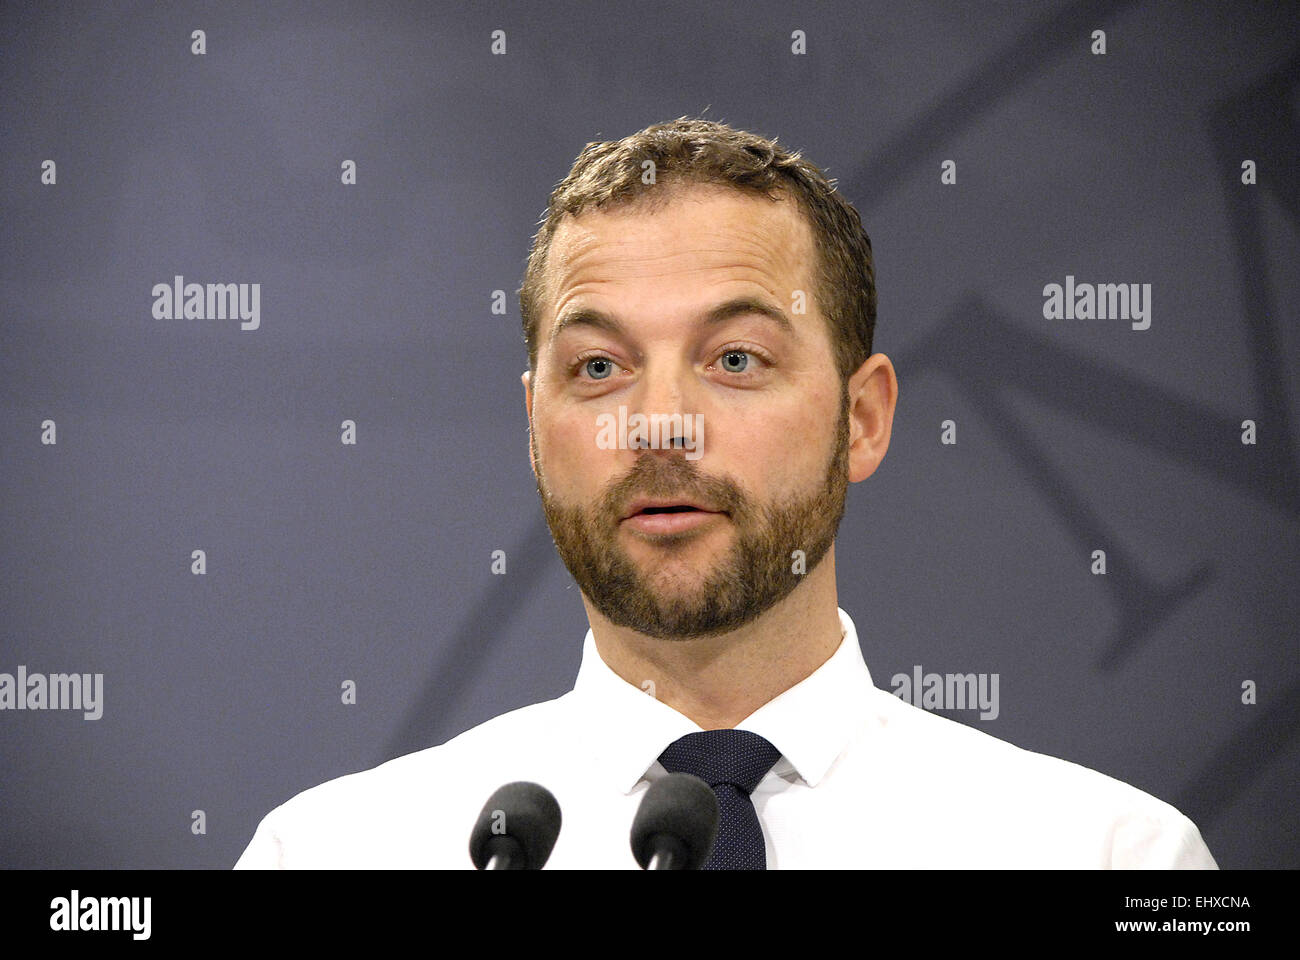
[525,182,849,640]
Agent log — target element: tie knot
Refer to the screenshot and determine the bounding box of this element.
[657,729,783,794]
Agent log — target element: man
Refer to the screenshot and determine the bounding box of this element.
[234,118,1217,869]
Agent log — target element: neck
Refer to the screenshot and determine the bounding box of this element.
[585,549,844,729]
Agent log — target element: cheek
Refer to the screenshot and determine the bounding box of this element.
[709,392,838,495]
[536,409,616,496]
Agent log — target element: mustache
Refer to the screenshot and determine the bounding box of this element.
[600,454,746,518]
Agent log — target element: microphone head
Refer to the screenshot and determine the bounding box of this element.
[469,781,562,869]
[630,772,720,869]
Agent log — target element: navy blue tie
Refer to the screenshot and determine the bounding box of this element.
[657,729,783,870]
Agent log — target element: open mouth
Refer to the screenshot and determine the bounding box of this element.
[621,501,725,534]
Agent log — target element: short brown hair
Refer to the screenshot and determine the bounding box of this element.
[517,117,877,384]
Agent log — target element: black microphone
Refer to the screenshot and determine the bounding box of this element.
[630,772,719,870]
[469,781,562,870]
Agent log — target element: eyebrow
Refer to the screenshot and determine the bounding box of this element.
[547,295,796,348]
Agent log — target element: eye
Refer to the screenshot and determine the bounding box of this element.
[709,343,771,377]
[719,350,750,373]
[571,352,621,381]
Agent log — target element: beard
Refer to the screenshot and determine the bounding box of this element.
[533,397,850,640]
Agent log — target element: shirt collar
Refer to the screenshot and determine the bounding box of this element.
[569,607,875,793]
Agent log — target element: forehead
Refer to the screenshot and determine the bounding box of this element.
[541,183,817,328]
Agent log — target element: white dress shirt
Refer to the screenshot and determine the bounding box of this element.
[233,608,1218,869]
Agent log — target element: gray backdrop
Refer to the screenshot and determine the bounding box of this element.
[1,0,1296,869]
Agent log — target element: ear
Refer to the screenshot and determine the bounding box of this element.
[521,370,537,480]
[846,353,898,483]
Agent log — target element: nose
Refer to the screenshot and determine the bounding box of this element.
[628,356,700,456]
